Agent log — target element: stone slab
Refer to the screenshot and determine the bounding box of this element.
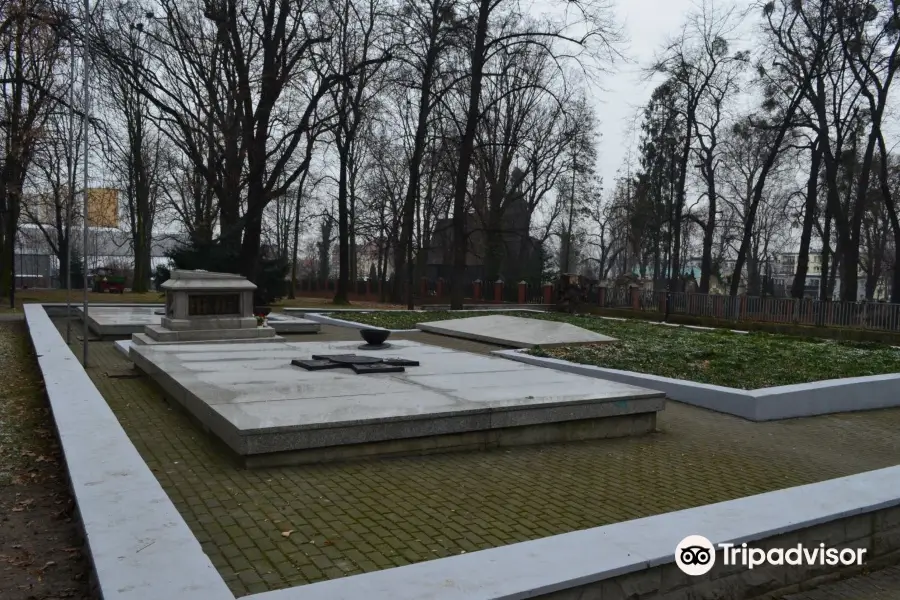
[131,332,284,347]
[303,312,419,332]
[23,304,234,600]
[115,339,132,357]
[141,324,278,343]
[266,314,320,333]
[496,349,900,421]
[79,305,163,337]
[417,315,616,349]
[129,339,664,462]
[79,305,319,336]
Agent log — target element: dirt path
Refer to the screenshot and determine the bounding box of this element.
[0,322,94,600]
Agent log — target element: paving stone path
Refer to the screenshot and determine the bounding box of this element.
[58,322,900,596]
[781,566,900,599]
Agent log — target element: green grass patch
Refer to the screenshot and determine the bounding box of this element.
[333,310,900,389]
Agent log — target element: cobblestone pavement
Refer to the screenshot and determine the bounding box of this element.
[59,322,900,597]
[781,566,900,599]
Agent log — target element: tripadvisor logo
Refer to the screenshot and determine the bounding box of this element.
[674,535,867,576]
[675,535,716,576]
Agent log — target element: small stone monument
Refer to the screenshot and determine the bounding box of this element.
[131,269,282,346]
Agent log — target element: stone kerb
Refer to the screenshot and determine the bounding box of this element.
[494,349,900,421]
[23,304,234,600]
[21,302,900,600]
[239,465,900,600]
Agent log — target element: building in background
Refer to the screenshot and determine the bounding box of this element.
[15,226,184,289]
[771,251,873,301]
[426,168,541,283]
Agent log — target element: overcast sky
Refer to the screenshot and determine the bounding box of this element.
[591,0,702,188]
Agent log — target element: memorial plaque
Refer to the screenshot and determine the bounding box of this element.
[188,293,240,316]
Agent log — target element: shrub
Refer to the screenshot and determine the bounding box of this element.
[164,241,289,305]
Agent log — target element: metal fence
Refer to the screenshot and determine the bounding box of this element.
[656,291,900,332]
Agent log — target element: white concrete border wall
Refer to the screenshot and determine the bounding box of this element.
[241,466,900,600]
[495,349,900,421]
[23,305,234,600]
[22,303,900,600]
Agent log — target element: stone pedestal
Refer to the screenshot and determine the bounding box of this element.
[131,270,282,346]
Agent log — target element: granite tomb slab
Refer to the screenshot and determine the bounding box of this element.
[416,314,616,349]
[128,339,663,466]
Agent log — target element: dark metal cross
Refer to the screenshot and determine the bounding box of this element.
[291,354,420,374]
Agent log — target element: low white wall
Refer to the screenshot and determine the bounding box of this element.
[24,305,234,600]
[495,349,900,421]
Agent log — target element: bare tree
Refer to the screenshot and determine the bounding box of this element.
[446,0,621,309]
[0,0,66,301]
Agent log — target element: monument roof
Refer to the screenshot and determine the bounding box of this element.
[161,269,257,291]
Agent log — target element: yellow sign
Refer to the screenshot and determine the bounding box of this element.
[87,188,119,228]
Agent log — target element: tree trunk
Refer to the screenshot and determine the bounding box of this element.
[792,141,822,299]
[820,202,832,301]
[699,156,716,293]
[670,132,691,293]
[335,143,351,305]
[392,46,437,305]
[449,0,490,310]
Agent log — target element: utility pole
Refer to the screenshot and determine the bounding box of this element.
[82,0,91,366]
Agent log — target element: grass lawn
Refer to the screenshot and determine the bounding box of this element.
[0,289,399,313]
[335,310,900,389]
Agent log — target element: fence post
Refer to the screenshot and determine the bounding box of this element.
[518,281,527,304]
[542,282,553,305]
[473,279,482,302]
[658,290,666,314]
[436,278,444,299]
[494,280,503,304]
[716,295,724,319]
[365,278,371,298]
[598,287,606,307]
[631,287,640,311]
[739,295,746,320]
[420,277,427,299]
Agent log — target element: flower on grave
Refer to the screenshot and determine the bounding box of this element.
[256,314,267,327]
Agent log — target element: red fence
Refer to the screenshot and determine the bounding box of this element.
[294,278,551,305]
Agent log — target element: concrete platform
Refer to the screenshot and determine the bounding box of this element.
[417,315,616,349]
[266,313,320,333]
[79,305,162,337]
[80,305,319,337]
[128,339,664,466]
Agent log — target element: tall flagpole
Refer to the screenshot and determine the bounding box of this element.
[82,0,91,366]
[65,23,75,344]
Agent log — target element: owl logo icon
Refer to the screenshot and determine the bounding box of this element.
[675,535,716,576]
